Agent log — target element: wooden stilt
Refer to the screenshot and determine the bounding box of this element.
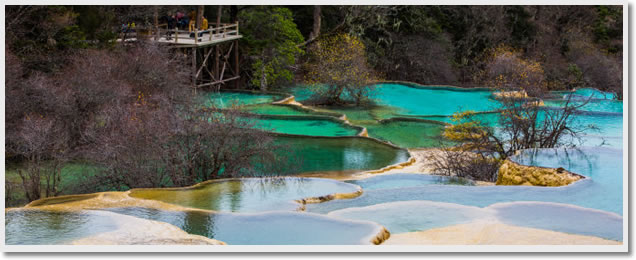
[192,47,197,94]
[234,39,239,89]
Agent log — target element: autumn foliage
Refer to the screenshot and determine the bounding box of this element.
[479,46,547,98]
[304,34,378,106]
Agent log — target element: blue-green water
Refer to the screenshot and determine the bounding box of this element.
[291,84,501,116]
[105,207,382,245]
[241,104,327,116]
[273,136,410,174]
[306,146,623,241]
[569,88,617,100]
[328,201,490,233]
[490,202,622,241]
[373,84,502,116]
[307,147,623,215]
[326,200,622,241]
[202,91,283,109]
[363,119,448,148]
[6,83,624,244]
[253,116,360,137]
[543,99,623,114]
[346,174,474,190]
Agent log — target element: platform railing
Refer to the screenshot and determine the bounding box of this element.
[149,22,240,45]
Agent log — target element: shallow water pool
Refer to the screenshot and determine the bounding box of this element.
[373,84,501,116]
[241,104,323,115]
[252,116,360,137]
[346,173,474,190]
[6,210,122,245]
[307,147,623,215]
[490,202,622,241]
[364,119,448,148]
[105,207,383,245]
[326,200,622,241]
[328,201,490,233]
[129,177,361,212]
[273,136,410,174]
[202,91,283,109]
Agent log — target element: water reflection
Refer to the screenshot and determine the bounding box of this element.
[346,174,474,191]
[129,177,361,212]
[6,210,120,245]
[273,136,410,174]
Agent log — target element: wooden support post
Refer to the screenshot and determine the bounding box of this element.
[215,6,222,83]
[192,47,197,94]
[196,46,214,80]
[234,39,239,89]
[214,48,219,81]
[194,28,198,45]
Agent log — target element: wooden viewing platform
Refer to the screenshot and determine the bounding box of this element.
[118,22,242,91]
[119,23,242,48]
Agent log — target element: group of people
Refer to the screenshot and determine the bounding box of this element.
[163,10,209,40]
[120,22,136,34]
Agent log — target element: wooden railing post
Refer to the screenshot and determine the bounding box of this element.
[195,28,198,45]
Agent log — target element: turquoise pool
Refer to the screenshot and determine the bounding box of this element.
[291,84,501,116]
[273,136,410,174]
[202,91,283,109]
[373,84,502,116]
[363,119,448,148]
[252,116,360,137]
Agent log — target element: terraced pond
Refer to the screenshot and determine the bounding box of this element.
[104,207,384,245]
[6,83,624,245]
[252,116,360,137]
[273,136,410,174]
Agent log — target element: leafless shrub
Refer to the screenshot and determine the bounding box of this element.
[7,42,290,199]
[8,114,70,202]
[428,147,500,182]
[428,94,592,182]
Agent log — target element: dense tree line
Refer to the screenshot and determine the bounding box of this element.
[291,6,622,99]
[6,5,622,97]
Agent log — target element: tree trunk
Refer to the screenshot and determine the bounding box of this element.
[310,5,321,40]
[260,58,267,91]
[215,6,222,80]
[153,6,159,40]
